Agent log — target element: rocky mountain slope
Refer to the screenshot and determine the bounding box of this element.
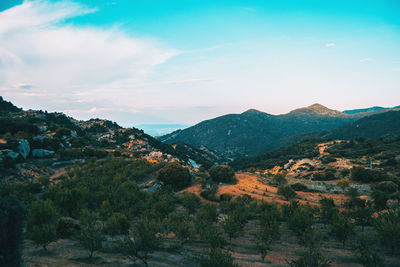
[0,97,217,181]
[231,110,400,172]
[159,104,367,160]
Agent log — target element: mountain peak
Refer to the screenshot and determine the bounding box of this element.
[290,103,343,116]
[242,108,263,114]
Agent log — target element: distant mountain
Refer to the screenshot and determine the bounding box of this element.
[324,110,400,140]
[136,124,189,136]
[231,110,400,170]
[343,105,400,114]
[158,104,361,160]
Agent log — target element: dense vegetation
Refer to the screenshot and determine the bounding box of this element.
[1,156,399,266]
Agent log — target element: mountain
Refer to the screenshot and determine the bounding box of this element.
[159,104,361,160]
[231,110,400,170]
[324,110,400,140]
[136,124,189,136]
[343,105,400,114]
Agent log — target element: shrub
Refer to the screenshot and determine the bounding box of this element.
[278,185,296,201]
[180,192,201,214]
[209,165,235,183]
[375,206,400,254]
[26,199,59,251]
[291,183,308,192]
[373,181,398,194]
[351,167,385,183]
[200,248,240,267]
[287,248,331,267]
[105,212,130,237]
[312,170,336,181]
[56,217,79,238]
[158,162,191,190]
[272,174,287,186]
[118,216,161,266]
[75,210,104,258]
[330,213,354,248]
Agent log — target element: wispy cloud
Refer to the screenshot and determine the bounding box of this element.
[0,0,178,109]
[325,43,335,47]
[393,68,400,72]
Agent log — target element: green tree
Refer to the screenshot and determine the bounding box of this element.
[375,206,400,254]
[354,234,384,267]
[287,248,331,267]
[105,212,130,238]
[319,197,338,224]
[209,165,235,183]
[26,199,58,252]
[180,191,201,214]
[0,194,26,267]
[158,162,191,190]
[200,248,241,267]
[75,210,104,258]
[223,213,245,246]
[118,216,161,267]
[287,209,313,237]
[278,185,296,201]
[330,213,354,248]
[253,202,281,261]
[170,214,194,245]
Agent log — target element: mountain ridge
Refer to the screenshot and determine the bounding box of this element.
[159,103,400,160]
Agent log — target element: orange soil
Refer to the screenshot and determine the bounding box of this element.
[185,173,347,206]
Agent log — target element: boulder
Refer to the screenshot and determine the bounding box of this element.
[18,139,30,159]
[31,149,55,158]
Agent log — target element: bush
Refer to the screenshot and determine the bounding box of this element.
[26,199,59,251]
[105,212,130,237]
[375,206,400,254]
[75,210,104,258]
[180,192,201,214]
[57,217,79,238]
[291,183,308,192]
[209,165,235,183]
[351,167,385,183]
[272,174,287,186]
[312,170,336,181]
[278,185,296,201]
[373,181,398,194]
[200,185,219,202]
[158,162,191,190]
[200,248,240,267]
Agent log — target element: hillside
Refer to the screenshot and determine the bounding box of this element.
[0,97,217,181]
[231,110,400,171]
[159,104,361,160]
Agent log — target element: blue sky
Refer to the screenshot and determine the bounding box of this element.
[0,0,399,129]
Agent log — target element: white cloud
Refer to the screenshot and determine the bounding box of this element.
[325,43,335,47]
[393,68,400,72]
[360,58,373,62]
[0,0,178,109]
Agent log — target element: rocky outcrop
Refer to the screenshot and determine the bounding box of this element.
[31,149,55,158]
[18,139,30,159]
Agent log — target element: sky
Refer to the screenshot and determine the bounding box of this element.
[0,0,399,130]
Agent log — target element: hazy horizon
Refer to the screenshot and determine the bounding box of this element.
[1,0,399,126]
